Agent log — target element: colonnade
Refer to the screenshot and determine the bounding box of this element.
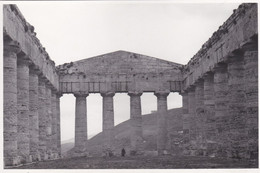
[72,90,171,156]
[4,40,61,166]
[182,47,258,159]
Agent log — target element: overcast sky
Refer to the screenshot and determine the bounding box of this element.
[14,1,239,142]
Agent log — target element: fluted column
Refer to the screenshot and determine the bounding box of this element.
[38,77,48,160]
[17,57,32,163]
[74,93,89,153]
[101,92,115,155]
[227,55,247,159]
[155,91,169,155]
[214,63,229,157]
[244,49,258,159]
[29,68,41,161]
[203,72,217,156]
[56,93,62,157]
[128,91,143,155]
[4,40,21,166]
[187,87,196,155]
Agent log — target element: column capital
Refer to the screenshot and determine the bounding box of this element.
[128,91,143,97]
[4,40,21,54]
[212,62,227,72]
[74,92,89,98]
[101,91,115,97]
[154,90,170,98]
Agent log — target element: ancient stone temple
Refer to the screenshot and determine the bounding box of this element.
[3,3,258,167]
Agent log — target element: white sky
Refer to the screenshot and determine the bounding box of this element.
[9,1,240,142]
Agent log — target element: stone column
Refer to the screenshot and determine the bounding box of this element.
[17,57,32,163]
[128,91,143,155]
[45,84,53,158]
[56,93,62,157]
[203,72,217,156]
[74,93,89,154]
[181,92,190,155]
[3,40,21,166]
[244,49,258,159]
[227,55,247,159]
[155,91,169,155]
[29,67,41,161]
[214,63,229,158]
[194,79,206,156]
[187,87,196,155]
[38,77,48,160]
[51,90,58,159]
[101,92,115,156]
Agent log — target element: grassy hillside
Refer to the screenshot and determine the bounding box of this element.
[61,108,183,157]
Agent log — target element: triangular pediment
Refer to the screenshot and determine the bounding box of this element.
[57,50,183,75]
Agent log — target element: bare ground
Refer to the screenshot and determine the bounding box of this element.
[8,155,258,169]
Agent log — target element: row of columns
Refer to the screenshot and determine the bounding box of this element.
[73,90,170,156]
[182,47,258,159]
[4,40,61,166]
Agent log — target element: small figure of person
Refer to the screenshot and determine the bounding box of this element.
[121,148,126,157]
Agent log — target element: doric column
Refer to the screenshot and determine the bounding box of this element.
[128,91,143,155]
[74,92,89,153]
[203,72,217,156]
[101,92,115,155]
[194,79,206,156]
[17,57,32,163]
[187,87,196,155]
[227,55,247,159]
[45,84,53,158]
[38,77,48,160]
[244,49,258,159]
[51,90,58,158]
[3,40,21,166]
[154,91,169,155]
[29,67,41,161]
[214,63,229,157]
[56,93,62,157]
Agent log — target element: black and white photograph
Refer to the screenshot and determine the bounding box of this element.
[1,0,259,171]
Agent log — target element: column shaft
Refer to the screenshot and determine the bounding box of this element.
[45,86,52,157]
[128,92,143,154]
[155,91,169,155]
[204,73,217,156]
[75,94,88,152]
[102,92,115,154]
[244,50,258,159]
[214,63,229,157]
[56,94,62,156]
[187,88,196,155]
[3,41,20,166]
[181,92,190,155]
[194,80,206,156]
[17,58,31,163]
[51,91,58,158]
[38,78,48,160]
[228,55,247,158]
[29,68,40,161]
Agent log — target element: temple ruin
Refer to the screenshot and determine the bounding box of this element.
[3,3,258,167]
